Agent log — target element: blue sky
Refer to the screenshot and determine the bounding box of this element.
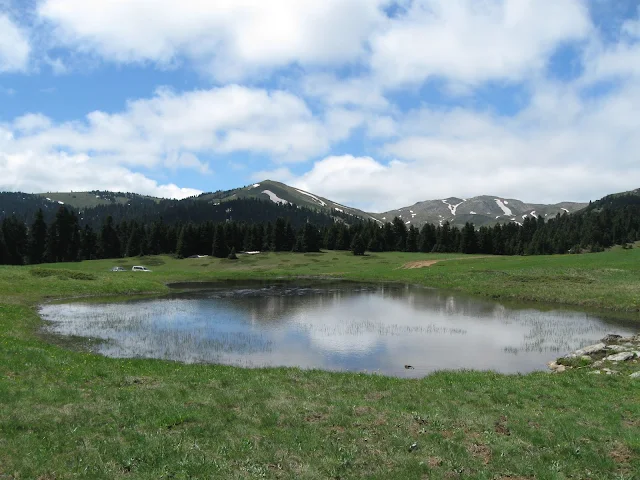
[1,0,640,212]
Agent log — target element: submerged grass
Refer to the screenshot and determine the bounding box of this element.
[0,249,639,479]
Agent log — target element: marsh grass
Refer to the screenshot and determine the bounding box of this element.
[0,249,639,478]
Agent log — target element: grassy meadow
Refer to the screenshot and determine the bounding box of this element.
[0,248,639,479]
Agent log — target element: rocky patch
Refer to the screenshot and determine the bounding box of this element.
[547,334,640,378]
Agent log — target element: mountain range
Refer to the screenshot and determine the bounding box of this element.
[2,179,588,228]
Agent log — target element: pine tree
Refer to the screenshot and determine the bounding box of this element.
[351,234,366,256]
[2,216,28,265]
[273,218,287,251]
[28,209,47,264]
[80,225,98,260]
[99,216,121,259]
[406,225,419,252]
[212,224,229,258]
[0,227,8,264]
[392,217,408,251]
[175,226,187,258]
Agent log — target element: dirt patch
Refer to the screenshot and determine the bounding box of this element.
[402,260,441,269]
[609,443,633,464]
[427,457,443,468]
[494,416,511,436]
[401,256,490,269]
[468,443,492,465]
[354,406,374,416]
[304,413,328,423]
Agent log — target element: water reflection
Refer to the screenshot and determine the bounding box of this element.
[40,282,638,377]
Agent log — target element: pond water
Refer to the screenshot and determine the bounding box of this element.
[39,282,638,377]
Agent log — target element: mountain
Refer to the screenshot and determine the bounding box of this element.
[37,191,158,209]
[374,195,587,228]
[196,180,380,223]
[2,181,588,229]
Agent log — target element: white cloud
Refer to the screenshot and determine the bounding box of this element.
[370,0,591,88]
[7,85,354,166]
[38,0,387,80]
[0,150,201,199]
[266,75,640,211]
[1,85,363,197]
[0,13,30,72]
[581,10,640,82]
[302,74,389,109]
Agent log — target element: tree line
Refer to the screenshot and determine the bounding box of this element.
[1,192,639,265]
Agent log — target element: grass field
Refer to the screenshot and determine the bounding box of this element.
[0,249,639,479]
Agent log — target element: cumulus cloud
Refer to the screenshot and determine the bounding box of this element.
[1,85,363,197]
[0,13,30,72]
[7,85,356,167]
[370,0,591,88]
[262,75,640,212]
[0,150,201,199]
[38,0,387,79]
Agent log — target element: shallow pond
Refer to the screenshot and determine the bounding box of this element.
[40,282,638,377]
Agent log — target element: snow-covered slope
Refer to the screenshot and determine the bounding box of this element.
[374,195,587,228]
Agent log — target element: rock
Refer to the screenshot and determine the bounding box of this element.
[607,345,630,352]
[588,370,602,375]
[601,334,622,343]
[604,352,636,362]
[575,343,606,356]
[592,360,604,368]
[630,371,640,379]
[580,355,593,363]
[602,368,618,375]
[555,365,566,373]
[547,361,558,370]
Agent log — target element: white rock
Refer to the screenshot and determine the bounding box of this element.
[575,343,606,356]
[555,365,566,373]
[605,352,635,362]
[629,371,640,379]
[607,345,629,352]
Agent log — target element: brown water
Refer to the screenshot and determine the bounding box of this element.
[39,282,638,378]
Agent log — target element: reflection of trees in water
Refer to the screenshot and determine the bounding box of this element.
[190,284,508,326]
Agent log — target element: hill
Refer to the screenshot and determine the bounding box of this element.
[197,180,379,223]
[375,195,587,228]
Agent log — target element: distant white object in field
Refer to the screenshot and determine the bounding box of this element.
[262,190,289,205]
[470,211,476,215]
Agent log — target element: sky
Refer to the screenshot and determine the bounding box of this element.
[1,0,640,212]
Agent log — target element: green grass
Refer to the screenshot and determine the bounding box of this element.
[1,249,639,479]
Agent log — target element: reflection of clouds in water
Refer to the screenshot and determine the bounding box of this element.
[39,284,639,377]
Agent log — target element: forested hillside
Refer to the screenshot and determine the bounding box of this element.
[1,188,638,265]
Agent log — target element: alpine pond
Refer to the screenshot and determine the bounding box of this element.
[39,282,638,378]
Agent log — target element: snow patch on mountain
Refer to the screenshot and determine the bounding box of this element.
[262,190,289,205]
[295,189,326,207]
[495,199,513,216]
[561,208,569,213]
[441,199,465,215]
